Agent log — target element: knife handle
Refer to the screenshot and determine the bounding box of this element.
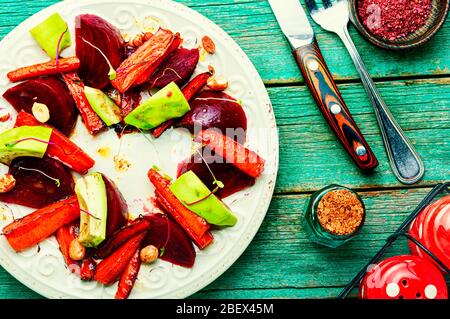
[293,41,378,171]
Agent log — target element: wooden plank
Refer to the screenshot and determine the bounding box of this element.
[0,187,438,298]
[271,78,450,193]
[0,270,42,299]
[0,0,449,83]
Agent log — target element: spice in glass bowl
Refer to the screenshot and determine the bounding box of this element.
[317,189,365,236]
[303,185,366,248]
[357,0,432,41]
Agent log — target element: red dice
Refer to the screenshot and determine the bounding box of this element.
[409,195,450,271]
[359,255,448,299]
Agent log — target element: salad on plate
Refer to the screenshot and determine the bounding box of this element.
[0,11,266,299]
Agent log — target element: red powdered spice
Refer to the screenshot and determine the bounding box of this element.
[358,0,432,40]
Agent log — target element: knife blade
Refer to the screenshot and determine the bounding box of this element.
[268,0,314,49]
[268,0,378,171]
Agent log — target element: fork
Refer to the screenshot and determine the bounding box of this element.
[305,0,425,185]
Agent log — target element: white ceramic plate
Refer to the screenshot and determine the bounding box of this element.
[0,0,278,299]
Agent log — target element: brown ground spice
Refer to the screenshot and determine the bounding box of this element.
[317,189,364,236]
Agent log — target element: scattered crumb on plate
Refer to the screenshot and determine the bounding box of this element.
[113,155,131,172]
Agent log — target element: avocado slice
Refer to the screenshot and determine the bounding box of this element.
[170,171,237,227]
[124,82,190,130]
[84,86,122,126]
[29,13,71,59]
[75,172,108,247]
[0,126,52,165]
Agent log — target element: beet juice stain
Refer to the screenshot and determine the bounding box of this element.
[358,0,432,40]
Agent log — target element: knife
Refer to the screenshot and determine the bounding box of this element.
[268,0,378,171]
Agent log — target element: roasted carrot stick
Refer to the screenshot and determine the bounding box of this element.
[112,28,181,93]
[154,193,214,250]
[80,258,97,281]
[151,120,174,138]
[115,249,141,299]
[56,222,79,271]
[7,57,80,82]
[62,72,105,135]
[3,196,80,252]
[148,169,213,249]
[196,129,265,178]
[152,72,213,138]
[15,111,95,175]
[182,72,213,101]
[94,233,146,285]
[94,218,151,259]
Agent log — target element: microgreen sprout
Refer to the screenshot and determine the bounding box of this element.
[136,128,162,167]
[80,208,101,221]
[184,187,219,206]
[6,137,52,148]
[194,97,239,104]
[115,124,129,158]
[213,180,225,189]
[55,27,69,70]
[81,37,117,80]
[149,68,182,89]
[195,149,224,189]
[160,214,171,257]
[181,149,225,206]
[17,166,61,187]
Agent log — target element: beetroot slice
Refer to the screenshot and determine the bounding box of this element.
[102,174,128,236]
[94,218,151,259]
[143,214,196,268]
[120,88,142,117]
[177,147,255,199]
[178,90,247,143]
[0,157,75,209]
[76,14,125,89]
[3,77,77,136]
[148,47,199,88]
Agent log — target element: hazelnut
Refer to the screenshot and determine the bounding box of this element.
[208,65,216,75]
[202,36,216,54]
[32,102,50,123]
[69,239,86,261]
[0,174,16,193]
[207,75,228,91]
[140,245,159,264]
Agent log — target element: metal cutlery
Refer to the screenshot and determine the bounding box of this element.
[268,0,378,171]
[305,0,425,184]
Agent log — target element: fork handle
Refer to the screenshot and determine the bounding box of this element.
[293,41,378,171]
[338,27,424,184]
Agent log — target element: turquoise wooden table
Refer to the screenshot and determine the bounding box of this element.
[0,0,449,299]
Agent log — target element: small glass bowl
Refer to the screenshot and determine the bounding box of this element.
[302,184,366,248]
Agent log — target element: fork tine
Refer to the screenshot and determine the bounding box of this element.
[322,0,333,9]
[305,0,319,13]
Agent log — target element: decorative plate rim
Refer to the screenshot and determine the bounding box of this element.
[0,0,279,299]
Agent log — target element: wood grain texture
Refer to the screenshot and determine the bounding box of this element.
[272,78,449,193]
[0,0,448,299]
[293,41,378,171]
